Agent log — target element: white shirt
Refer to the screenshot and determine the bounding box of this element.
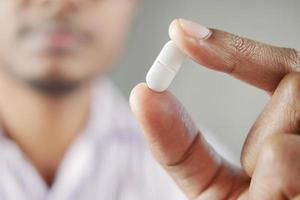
[0,78,234,200]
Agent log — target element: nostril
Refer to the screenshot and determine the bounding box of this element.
[29,0,50,6]
[17,0,30,7]
[31,0,79,10]
[42,0,79,16]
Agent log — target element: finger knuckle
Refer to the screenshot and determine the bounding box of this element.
[227,35,261,75]
[281,48,300,71]
[280,72,300,97]
[230,35,259,58]
[259,135,287,171]
[287,105,300,131]
[240,140,256,176]
[274,72,300,139]
[259,135,300,196]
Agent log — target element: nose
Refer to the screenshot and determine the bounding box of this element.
[30,0,80,14]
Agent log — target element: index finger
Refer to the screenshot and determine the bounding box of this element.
[169,19,300,93]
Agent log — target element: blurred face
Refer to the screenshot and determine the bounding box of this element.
[0,0,136,94]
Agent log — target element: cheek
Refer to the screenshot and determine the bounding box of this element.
[0,2,35,78]
[81,2,135,57]
[0,3,18,58]
[59,2,136,77]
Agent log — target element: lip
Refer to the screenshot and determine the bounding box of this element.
[21,27,90,53]
[43,30,81,49]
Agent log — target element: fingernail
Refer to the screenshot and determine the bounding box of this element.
[178,18,212,40]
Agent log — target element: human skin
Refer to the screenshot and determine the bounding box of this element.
[130,19,300,199]
[1,0,300,198]
[0,0,137,185]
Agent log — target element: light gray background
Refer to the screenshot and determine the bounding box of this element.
[110,0,300,160]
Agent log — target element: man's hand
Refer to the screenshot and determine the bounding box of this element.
[130,18,300,199]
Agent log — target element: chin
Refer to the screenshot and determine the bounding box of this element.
[2,59,92,96]
[21,64,95,96]
[25,76,85,96]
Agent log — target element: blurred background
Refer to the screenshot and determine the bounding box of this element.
[111,0,300,161]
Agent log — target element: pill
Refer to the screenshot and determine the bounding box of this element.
[146,41,186,92]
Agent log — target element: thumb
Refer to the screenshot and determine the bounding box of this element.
[130,83,249,199]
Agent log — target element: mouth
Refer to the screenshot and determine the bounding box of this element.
[20,24,92,54]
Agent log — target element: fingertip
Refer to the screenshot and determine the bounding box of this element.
[130,83,152,117]
[129,83,172,122]
[168,18,200,62]
[129,82,147,111]
[168,19,180,40]
[168,19,188,47]
[130,81,198,134]
[130,82,164,109]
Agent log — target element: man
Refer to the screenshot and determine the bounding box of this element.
[0,0,299,200]
[0,0,184,199]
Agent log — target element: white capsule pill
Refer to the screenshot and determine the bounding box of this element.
[146,41,186,92]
